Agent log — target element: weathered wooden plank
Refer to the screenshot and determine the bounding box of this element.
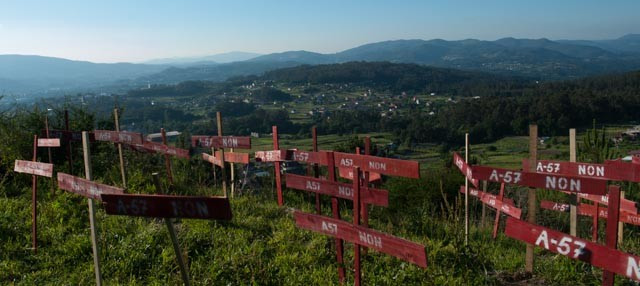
[191,135,251,149]
[459,186,520,218]
[37,138,61,147]
[57,173,124,200]
[202,152,223,167]
[459,186,516,205]
[42,129,87,142]
[334,152,420,178]
[541,200,640,226]
[140,141,190,159]
[101,194,232,220]
[338,167,381,182]
[523,158,640,182]
[294,211,427,268]
[286,174,388,207]
[14,160,53,177]
[93,130,143,145]
[453,152,479,188]
[472,165,607,195]
[505,217,640,282]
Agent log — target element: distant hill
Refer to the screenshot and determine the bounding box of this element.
[0,55,166,94]
[558,34,640,54]
[143,51,262,65]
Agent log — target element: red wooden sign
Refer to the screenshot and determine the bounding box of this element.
[14,160,53,177]
[285,174,388,207]
[453,152,479,188]
[101,193,232,220]
[37,138,61,147]
[333,152,420,179]
[255,150,288,162]
[338,167,381,182]
[472,165,607,195]
[213,150,249,164]
[94,130,143,145]
[523,158,640,182]
[294,211,427,268]
[541,200,640,226]
[191,135,251,149]
[287,150,329,165]
[459,186,521,218]
[42,129,86,142]
[559,191,637,214]
[504,217,640,282]
[137,141,190,159]
[202,152,223,167]
[57,173,124,200]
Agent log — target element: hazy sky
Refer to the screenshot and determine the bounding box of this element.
[1,0,638,63]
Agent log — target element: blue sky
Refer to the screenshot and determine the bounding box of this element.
[0,0,638,63]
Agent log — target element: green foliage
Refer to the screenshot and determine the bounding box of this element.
[579,120,618,163]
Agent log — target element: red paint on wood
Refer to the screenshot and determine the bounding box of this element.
[57,173,124,200]
[141,141,190,159]
[453,152,479,188]
[273,126,283,206]
[294,211,428,268]
[42,129,87,142]
[505,217,640,282]
[254,150,288,162]
[191,135,251,149]
[14,160,53,177]
[202,152,223,167]
[93,130,143,145]
[101,193,232,220]
[37,138,61,147]
[334,152,420,178]
[472,165,607,195]
[215,150,249,164]
[286,173,388,207]
[459,186,516,206]
[338,167,382,182]
[604,186,622,284]
[326,151,345,282]
[559,191,637,214]
[524,158,640,182]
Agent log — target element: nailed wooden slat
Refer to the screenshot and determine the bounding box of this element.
[472,165,607,195]
[338,167,381,182]
[14,160,53,177]
[294,211,427,268]
[524,158,640,182]
[286,174,388,207]
[93,130,143,145]
[459,186,520,218]
[191,135,251,149]
[505,217,640,282]
[37,138,61,147]
[57,173,124,200]
[334,152,420,178]
[453,152,479,188]
[101,193,232,220]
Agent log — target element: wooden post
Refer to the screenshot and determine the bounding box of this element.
[31,135,38,253]
[216,112,229,198]
[618,191,625,244]
[464,133,469,245]
[44,114,53,164]
[569,128,578,237]
[602,185,621,286]
[211,147,217,188]
[361,137,371,256]
[161,128,174,185]
[492,183,505,239]
[64,110,73,174]
[525,125,538,273]
[152,173,190,286]
[312,127,320,214]
[593,202,599,242]
[326,152,345,283]
[114,108,127,188]
[353,166,362,286]
[273,126,283,206]
[481,181,487,228]
[82,131,103,286]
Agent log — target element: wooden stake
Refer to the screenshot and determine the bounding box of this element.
[525,125,538,273]
[618,191,625,244]
[353,166,362,286]
[216,112,228,198]
[152,173,190,286]
[593,202,599,242]
[464,133,469,245]
[114,108,127,188]
[481,181,487,228]
[44,115,53,164]
[31,135,38,253]
[602,185,621,286]
[82,131,103,286]
[161,128,174,185]
[64,110,73,174]
[273,126,283,206]
[492,183,505,239]
[569,128,578,237]
[326,152,345,283]
[361,137,371,256]
[312,127,320,214]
